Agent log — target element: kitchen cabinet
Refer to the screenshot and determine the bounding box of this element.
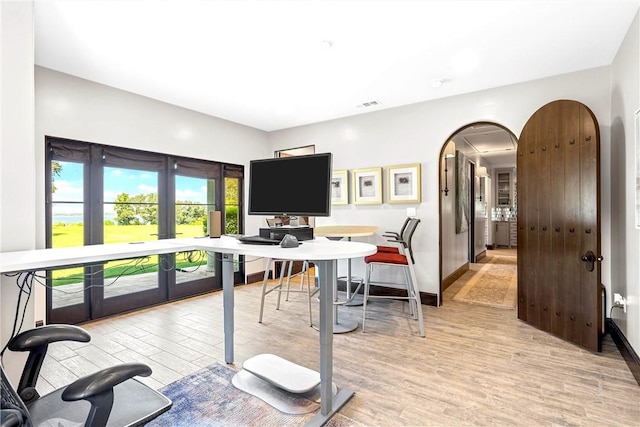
[496,171,512,206]
[495,222,510,247]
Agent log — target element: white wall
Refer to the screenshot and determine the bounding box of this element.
[440,155,467,278]
[0,0,36,380]
[35,66,271,271]
[268,67,613,303]
[610,10,640,354]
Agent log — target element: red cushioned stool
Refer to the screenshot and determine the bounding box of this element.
[362,218,425,337]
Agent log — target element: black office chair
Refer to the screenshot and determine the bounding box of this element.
[0,325,172,427]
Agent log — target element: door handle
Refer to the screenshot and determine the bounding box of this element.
[581,251,602,272]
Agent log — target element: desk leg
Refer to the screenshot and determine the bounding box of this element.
[307,260,354,426]
[222,252,234,364]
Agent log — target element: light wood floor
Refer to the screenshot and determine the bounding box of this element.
[37,268,639,426]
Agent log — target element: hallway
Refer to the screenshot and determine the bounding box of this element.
[445,248,517,309]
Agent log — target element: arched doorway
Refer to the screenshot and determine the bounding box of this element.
[438,122,518,306]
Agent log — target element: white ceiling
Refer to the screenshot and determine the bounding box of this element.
[34,0,639,132]
[452,124,517,169]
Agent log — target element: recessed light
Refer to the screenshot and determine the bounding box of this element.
[431,79,444,88]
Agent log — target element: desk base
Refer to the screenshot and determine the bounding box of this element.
[337,277,365,307]
[337,291,364,307]
[333,319,358,334]
[305,388,355,427]
[232,369,338,415]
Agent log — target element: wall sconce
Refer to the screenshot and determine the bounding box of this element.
[442,142,456,196]
[476,166,488,201]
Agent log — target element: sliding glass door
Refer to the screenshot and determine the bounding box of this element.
[168,170,221,299]
[97,164,166,318]
[48,159,90,323]
[46,137,243,325]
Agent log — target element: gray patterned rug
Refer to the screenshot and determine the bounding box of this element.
[147,362,362,427]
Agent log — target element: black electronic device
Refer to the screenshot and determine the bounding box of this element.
[237,235,281,245]
[259,226,314,242]
[248,153,332,217]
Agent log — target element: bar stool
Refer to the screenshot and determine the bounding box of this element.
[258,258,318,327]
[362,218,425,337]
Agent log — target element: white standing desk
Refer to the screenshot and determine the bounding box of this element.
[0,236,376,426]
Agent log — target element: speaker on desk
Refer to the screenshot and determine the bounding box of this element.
[209,211,222,238]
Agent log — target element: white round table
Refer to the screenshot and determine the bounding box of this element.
[314,225,378,332]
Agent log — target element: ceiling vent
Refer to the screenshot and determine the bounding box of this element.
[356,100,381,108]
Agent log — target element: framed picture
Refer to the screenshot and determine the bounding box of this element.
[455,150,470,234]
[331,169,349,205]
[352,167,382,204]
[386,163,421,204]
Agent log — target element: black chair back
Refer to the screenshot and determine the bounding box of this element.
[1,364,32,427]
[402,218,421,264]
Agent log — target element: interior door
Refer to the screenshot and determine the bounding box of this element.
[517,100,602,352]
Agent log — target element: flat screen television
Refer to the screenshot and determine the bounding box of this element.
[248,153,332,217]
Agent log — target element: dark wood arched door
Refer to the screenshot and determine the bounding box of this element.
[517,100,602,352]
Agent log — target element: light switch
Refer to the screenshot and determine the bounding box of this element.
[407,207,416,217]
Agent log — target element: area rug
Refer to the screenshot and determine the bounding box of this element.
[146,362,362,427]
[452,255,517,309]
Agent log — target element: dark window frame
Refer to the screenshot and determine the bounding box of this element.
[45,136,244,323]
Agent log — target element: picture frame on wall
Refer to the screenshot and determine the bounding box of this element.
[352,167,382,204]
[386,163,421,204]
[455,150,470,234]
[331,169,349,205]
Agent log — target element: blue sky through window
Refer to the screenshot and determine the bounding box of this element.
[52,161,209,220]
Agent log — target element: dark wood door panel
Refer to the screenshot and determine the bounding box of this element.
[518,100,601,352]
[549,111,566,337]
[579,105,601,351]
[517,126,529,320]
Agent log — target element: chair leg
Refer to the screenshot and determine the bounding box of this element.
[362,263,372,333]
[284,260,295,301]
[303,261,314,327]
[407,262,425,338]
[258,258,274,323]
[299,261,307,292]
[275,261,288,310]
[361,261,424,337]
[403,267,417,318]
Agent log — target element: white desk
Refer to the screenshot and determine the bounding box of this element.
[0,236,376,426]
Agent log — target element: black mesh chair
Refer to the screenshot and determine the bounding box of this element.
[1,325,172,427]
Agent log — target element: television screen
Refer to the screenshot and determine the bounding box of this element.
[248,153,332,217]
